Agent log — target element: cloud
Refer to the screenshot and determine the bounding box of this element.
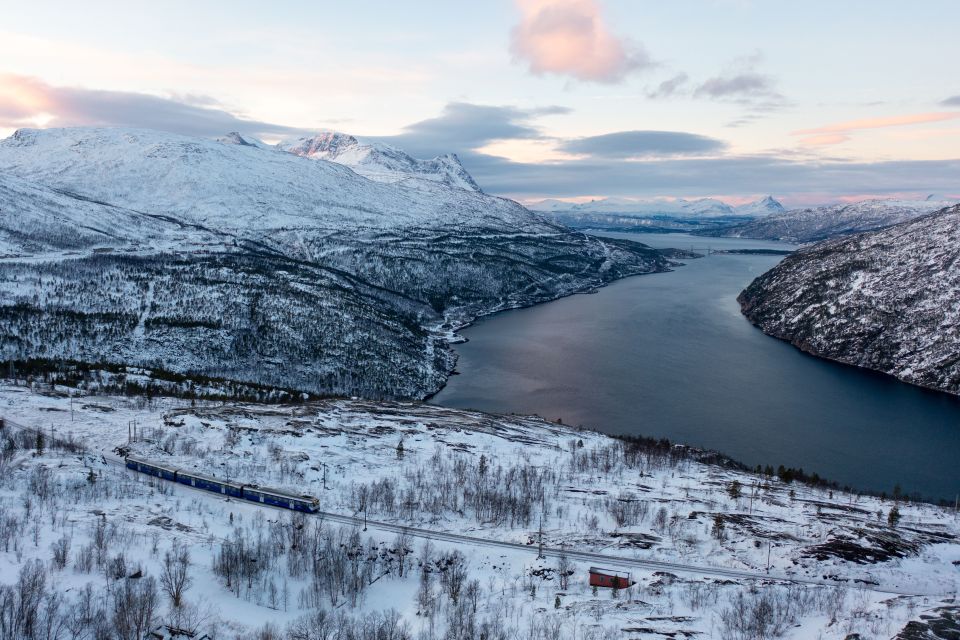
[458,150,960,205]
[694,72,775,99]
[942,95,960,107]
[646,73,689,99]
[794,112,960,146]
[0,73,303,139]
[510,0,654,83]
[370,102,568,157]
[559,130,726,158]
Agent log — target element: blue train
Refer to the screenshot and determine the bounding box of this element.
[125,456,320,513]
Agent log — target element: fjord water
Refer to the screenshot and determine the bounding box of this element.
[432,232,960,502]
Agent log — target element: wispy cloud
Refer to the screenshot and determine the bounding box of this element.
[793,112,960,146]
[942,95,960,107]
[510,0,654,83]
[369,102,568,157]
[559,130,726,158]
[645,73,689,99]
[0,73,303,139]
[694,72,775,99]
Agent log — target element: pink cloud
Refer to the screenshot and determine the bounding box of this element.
[0,73,302,138]
[794,112,960,146]
[510,0,652,83]
[0,73,56,121]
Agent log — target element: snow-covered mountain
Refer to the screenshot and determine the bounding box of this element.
[0,127,670,399]
[275,131,482,192]
[739,204,960,395]
[734,195,785,217]
[702,197,956,243]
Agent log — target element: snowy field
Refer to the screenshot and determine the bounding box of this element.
[1,382,958,639]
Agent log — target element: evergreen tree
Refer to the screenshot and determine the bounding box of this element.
[888,505,901,527]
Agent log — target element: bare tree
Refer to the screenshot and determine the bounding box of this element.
[112,576,158,640]
[557,549,573,591]
[394,530,412,578]
[439,550,468,605]
[160,542,192,609]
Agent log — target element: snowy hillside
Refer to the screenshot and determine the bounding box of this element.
[702,197,956,243]
[739,204,960,395]
[0,383,957,639]
[0,127,670,399]
[0,128,508,230]
[276,131,482,192]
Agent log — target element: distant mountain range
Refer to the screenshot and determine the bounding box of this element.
[0,127,670,400]
[529,195,785,218]
[739,204,960,396]
[528,195,784,233]
[700,196,958,243]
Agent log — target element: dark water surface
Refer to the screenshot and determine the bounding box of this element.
[432,232,960,502]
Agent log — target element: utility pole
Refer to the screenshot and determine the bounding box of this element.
[537,515,545,560]
[766,541,771,573]
[322,463,328,490]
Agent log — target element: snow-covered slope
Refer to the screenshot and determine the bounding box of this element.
[0,171,189,254]
[2,384,958,640]
[276,131,482,192]
[0,127,670,400]
[703,197,956,243]
[0,128,507,230]
[739,204,960,395]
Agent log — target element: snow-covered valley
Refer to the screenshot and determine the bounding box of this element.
[1,382,958,639]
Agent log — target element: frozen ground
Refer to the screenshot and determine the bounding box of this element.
[0,382,958,639]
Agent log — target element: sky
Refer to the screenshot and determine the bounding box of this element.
[1,0,959,207]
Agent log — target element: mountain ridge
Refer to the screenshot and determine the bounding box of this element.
[738,204,960,396]
[699,197,957,243]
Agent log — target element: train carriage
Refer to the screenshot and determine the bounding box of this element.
[242,485,319,513]
[126,456,180,482]
[126,456,319,514]
[176,470,244,498]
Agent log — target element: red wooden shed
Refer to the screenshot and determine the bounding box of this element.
[588,566,633,589]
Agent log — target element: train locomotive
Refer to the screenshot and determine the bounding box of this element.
[125,456,320,513]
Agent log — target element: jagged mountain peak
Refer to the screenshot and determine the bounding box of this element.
[280,131,361,157]
[276,131,482,192]
[216,131,268,148]
[735,195,785,216]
